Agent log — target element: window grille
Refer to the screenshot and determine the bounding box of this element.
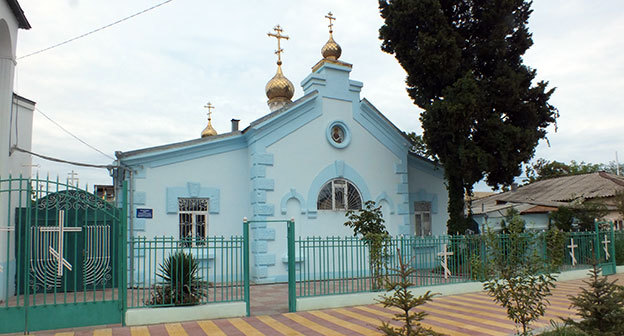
[317,179,362,211]
[414,201,432,236]
[178,198,208,246]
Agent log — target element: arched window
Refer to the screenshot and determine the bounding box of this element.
[317,179,362,211]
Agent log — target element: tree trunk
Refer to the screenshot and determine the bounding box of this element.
[446,172,466,235]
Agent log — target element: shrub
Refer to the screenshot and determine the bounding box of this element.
[148,251,207,306]
[345,200,389,290]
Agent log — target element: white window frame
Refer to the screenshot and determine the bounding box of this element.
[414,201,432,236]
[178,198,209,245]
[317,179,362,211]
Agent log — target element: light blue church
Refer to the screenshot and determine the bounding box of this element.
[114,21,449,284]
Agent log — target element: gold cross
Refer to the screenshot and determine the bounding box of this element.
[204,102,214,120]
[267,25,289,64]
[325,12,336,34]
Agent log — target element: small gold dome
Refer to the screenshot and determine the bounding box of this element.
[265,64,294,102]
[201,119,217,137]
[321,35,342,60]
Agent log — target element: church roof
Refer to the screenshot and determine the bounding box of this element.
[5,0,31,29]
[116,90,318,161]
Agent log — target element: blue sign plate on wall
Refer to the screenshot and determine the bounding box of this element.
[136,208,153,219]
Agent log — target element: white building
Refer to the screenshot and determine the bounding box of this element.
[114,25,449,283]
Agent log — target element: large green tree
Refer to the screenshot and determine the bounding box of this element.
[379,0,559,233]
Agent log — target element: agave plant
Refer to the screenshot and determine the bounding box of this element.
[148,251,207,306]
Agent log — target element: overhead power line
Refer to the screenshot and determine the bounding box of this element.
[35,107,115,160]
[11,146,116,170]
[18,0,174,60]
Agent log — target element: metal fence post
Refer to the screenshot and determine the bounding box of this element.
[287,218,296,312]
[243,217,250,317]
[120,181,128,325]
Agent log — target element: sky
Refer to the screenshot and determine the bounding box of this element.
[10,0,624,191]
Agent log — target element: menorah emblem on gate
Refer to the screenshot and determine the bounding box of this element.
[30,210,112,289]
[31,210,81,289]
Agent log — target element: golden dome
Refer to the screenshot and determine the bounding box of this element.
[201,102,217,137]
[265,63,294,103]
[201,119,217,137]
[321,35,342,60]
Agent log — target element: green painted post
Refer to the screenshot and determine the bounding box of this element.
[611,221,616,268]
[243,217,250,317]
[595,220,601,263]
[120,181,128,325]
[287,219,296,312]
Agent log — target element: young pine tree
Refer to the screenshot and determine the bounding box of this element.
[563,263,624,335]
[377,248,442,336]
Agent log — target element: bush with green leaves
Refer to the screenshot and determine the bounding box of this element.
[345,200,389,290]
[148,251,207,306]
[483,210,557,335]
[378,248,442,336]
[562,263,624,335]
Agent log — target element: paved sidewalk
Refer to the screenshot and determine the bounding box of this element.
[10,274,621,336]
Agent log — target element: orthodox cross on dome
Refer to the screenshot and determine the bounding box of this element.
[568,238,578,266]
[267,25,289,65]
[325,12,336,34]
[437,243,454,279]
[204,102,215,121]
[602,234,611,260]
[0,226,15,272]
[39,210,82,276]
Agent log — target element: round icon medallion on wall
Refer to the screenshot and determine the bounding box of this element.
[326,120,351,148]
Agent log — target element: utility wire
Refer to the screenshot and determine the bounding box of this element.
[18,0,174,60]
[11,146,116,169]
[35,107,115,160]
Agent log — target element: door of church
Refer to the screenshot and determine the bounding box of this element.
[0,177,127,333]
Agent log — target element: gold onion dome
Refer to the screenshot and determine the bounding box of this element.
[321,36,341,60]
[201,102,218,138]
[201,120,217,137]
[265,63,294,103]
[266,25,293,110]
[321,12,341,60]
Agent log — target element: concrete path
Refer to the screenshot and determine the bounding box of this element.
[9,273,621,336]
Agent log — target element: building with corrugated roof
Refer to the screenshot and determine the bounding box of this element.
[469,171,624,231]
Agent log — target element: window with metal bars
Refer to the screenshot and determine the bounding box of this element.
[414,201,432,236]
[178,198,208,246]
[317,179,362,211]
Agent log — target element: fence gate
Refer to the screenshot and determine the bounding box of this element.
[0,177,127,333]
[243,218,295,316]
[596,221,616,276]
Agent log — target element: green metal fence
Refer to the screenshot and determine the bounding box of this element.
[127,235,244,308]
[0,175,127,334]
[295,228,617,298]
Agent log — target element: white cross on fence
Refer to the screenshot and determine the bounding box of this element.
[437,243,454,279]
[568,238,578,266]
[39,210,81,276]
[0,226,15,272]
[602,234,611,260]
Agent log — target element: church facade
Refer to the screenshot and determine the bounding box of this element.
[114,22,449,284]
